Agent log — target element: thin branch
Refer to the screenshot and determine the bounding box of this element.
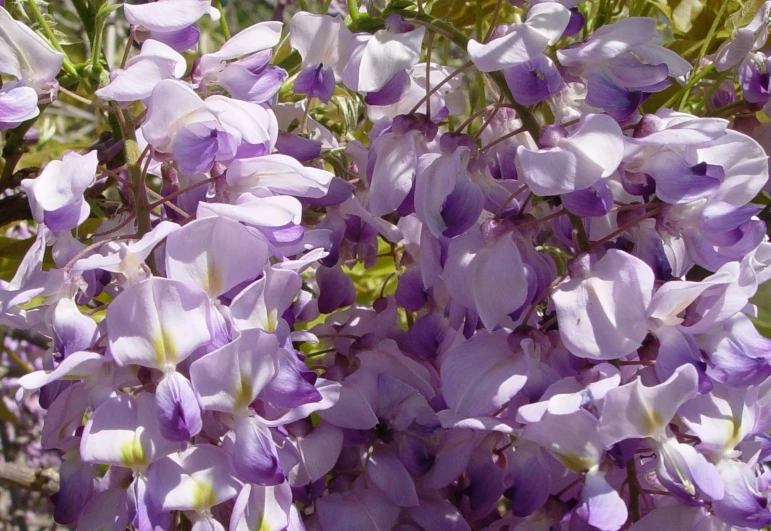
[425,32,435,118]
[0,461,59,495]
[409,61,473,115]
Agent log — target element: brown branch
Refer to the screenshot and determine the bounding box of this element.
[0,194,32,227]
[0,461,59,494]
[1,326,50,350]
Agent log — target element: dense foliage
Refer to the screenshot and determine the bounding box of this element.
[4,0,771,529]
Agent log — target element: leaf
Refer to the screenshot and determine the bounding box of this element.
[17,142,92,172]
[96,3,122,21]
[646,0,672,21]
[673,0,707,34]
[0,236,55,281]
[726,0,765,31]
[330,95,361,135]
[536,245,570,275]
[429,0,519,29]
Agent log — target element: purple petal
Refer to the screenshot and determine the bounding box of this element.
[261,348,322,409]
[295,65,336,103]
[170,122,220,175]
[289,422,344,486]
[576,473,628,531]
[441,330,529,417]
[504,54,563,106]
[394,265,427,312]
[365,70,410,106]
[275,132,322,162]
[504,442,551,516]
[0,86,39,129]
[553,250,654,360]
[155,371,202,442]
[315,486,400,531]
[148,25,201,52]
[218,63,288,103]
[440,172,485,238]
[52,456,96,525]
[563,8,585,37]
[317,266,356,314]
[652,155,723,204]
[561,178,614,217]
[467,3,570,72]
[367,447,419,507]
[50,298,98,357]
[586,72,643,121]
[234,416,285,485]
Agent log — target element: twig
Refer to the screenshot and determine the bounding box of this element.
[409,61,473,115]
[425,32,435,118]
[0,461,59,495]
[480,124,527,152]
[58,86,112,112]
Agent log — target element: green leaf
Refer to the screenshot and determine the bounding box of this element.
[0,236,55,281]
[428,0,519,29]
[726,0,765,31]
[95,3,122,21]
[646,0,672,21]
[673,0,707,34]
[329,95,361,135]
[17,141,92,171]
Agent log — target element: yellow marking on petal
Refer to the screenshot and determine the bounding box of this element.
[725,416,743,453]
[120,434,146,469]
[257,516,271,531]
[559,453,593,473]
[235,373,254,411]
[264,309,278,333]
[641,406,664,436]
[192,480,216,511]
[121,253,141,275]
[153,327,177,367]
[207,260,222,298]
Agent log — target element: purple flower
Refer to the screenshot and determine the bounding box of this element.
[124,0,219,51]
[467,3,570,72]
[21,151,97,232]
[504,54,564,106]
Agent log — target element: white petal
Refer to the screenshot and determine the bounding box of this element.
[358,27,425,92]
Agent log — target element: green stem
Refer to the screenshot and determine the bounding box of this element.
[706,99,745,117]
[117,109,152,239]
[24,0,80,79]
[661,63,713,110]
[568,213,591,252]
[676,0,730,110]
[694,0,730,70]
[90,19,104,70]
[321,0,333,13]
[348,0,361,22]
[5,347,33,374]
[475,0,483,41]
[212,0,231,39]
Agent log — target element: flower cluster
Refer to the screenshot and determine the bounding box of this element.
[3,0,771,530]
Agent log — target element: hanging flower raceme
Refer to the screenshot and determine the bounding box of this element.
[3,2,771,531]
